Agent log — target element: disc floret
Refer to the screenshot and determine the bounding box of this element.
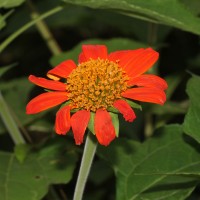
[67,58,128,111]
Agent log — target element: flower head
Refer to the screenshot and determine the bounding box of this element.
[26,45,167,146]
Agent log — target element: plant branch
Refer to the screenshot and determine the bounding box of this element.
[0,6,63,53]
[26,0,62,55]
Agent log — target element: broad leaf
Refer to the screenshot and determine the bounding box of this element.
[0,0,25,8]
[0,78,44,134]
[0,140,78,200]
[50,38,147,66]
[98,124,200,200]
[183,76,200,144]
[181,0,200,16]
[63,0,200,35]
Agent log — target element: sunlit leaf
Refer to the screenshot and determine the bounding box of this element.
[98,124,200,200]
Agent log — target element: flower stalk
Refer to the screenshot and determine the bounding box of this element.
[73,131,97,200]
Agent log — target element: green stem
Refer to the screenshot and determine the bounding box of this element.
[147,22,158,46]
[0,92,25,144]
[73,131,97,200]
[26,0,62,55]
[0,6,63,53]
[144,22,159,138]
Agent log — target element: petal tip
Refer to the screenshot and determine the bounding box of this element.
[113,99,136,123]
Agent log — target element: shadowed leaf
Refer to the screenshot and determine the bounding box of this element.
[98,125,200,200]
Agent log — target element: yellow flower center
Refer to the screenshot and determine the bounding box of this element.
[67,58,128,112]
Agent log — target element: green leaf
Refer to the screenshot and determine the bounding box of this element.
[107,107,120,113]
[0,78,38,133]
[89,159,114,185]
[98,124,200,200]
[183,76,200,144]
[63,0,200,35]
[181,0,200,16]
[88,111,120,137]
[90,10,171,44]
[0,141,78,200]
[109,112,119,137]
[0,0,25,8]
[14,144,31,163]
[50,38,147,66]
[88,112,95,135]
[151,101,187,115]
[124,99,142,110]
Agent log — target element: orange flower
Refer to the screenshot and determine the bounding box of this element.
[26,45,167,146]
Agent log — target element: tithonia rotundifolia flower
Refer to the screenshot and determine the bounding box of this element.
[26,45,168,146]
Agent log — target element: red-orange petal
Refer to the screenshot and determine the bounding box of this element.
[113,99,136,122]
[47,60,76,80]
[127,74,168,90]
[108,48,144,63]
[122,88,166,105]
[28,75,67,91]
[80,45,108,61]
[55,105,71,135]
[119,48,159,78]
[78,52,87,63]
[26,92,69,114]
[94,109,116,146]
[71,110,90,145]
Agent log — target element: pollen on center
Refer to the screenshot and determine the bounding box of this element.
[67,58,128,111]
